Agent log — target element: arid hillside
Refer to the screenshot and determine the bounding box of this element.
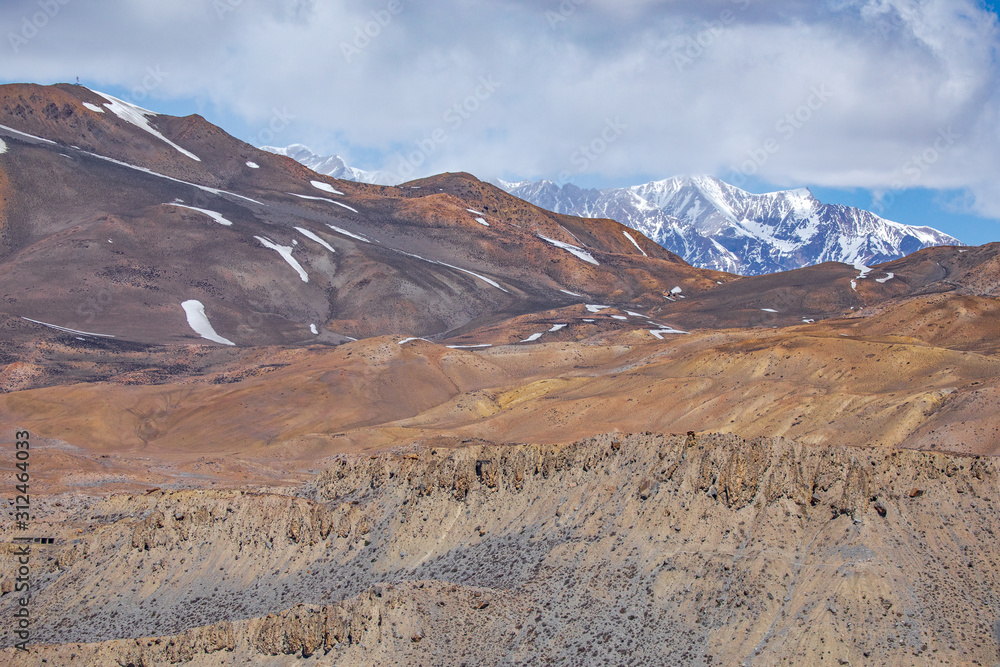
[0,84,719,349]
[2,302,999,500]
[3,433,999,665]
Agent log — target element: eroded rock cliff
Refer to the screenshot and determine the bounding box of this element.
[4,433,999,665]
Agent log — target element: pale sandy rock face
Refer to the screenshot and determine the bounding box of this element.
[4,433,999,665]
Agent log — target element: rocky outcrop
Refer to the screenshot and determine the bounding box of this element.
[8,583,518,666]
[4,433,1000,665]
[309,432,995,522]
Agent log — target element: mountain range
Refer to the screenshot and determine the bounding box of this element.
[2,83,1000,665]
[497,176,963,275]
[271,145,962,275]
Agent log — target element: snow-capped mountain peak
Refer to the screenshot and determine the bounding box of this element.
[261,144,396,185]
[499,175,961,275]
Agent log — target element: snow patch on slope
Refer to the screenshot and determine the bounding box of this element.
[21,317,115,338]
[330,200,358,213]
[439,263,506,291]
[83,151,263,205]
[539,235,599,265]
[326,224,370,243]
[650,327,689,339]
[181,300,235,346]
[295,227,336,253]
[396,250,508,292]
[92,90,201,161]
[254,236,309,282]
[166,203,233,226]
[0,123,56,145]
[310,180,344,195]
[289,192,358,213]
[623,231,647,256]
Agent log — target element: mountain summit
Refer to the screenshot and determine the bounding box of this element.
[261,144,396,185]
[496,175,962,275]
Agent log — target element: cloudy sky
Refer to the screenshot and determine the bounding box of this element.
[2,0,999,243]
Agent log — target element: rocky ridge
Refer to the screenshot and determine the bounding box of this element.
[498,176,962,275]
[4,432,999,665]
